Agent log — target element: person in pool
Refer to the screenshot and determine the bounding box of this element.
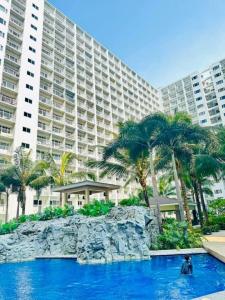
[181,255,193,274]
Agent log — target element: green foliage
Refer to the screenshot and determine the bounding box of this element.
[0,220,19,235]
[151,218,202,250]
[208,215,225,230]
[0,205,75,235]
[119,195,144,206]
[208,198,225,216]
[38,204,75,221]
[78,200,114,217]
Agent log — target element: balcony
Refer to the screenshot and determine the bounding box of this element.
[37,139,50,147]
[11,6,24,18]
[65,132,74,139]
[38,124,51,133]
[2,80,17,92]
[52,143,64,150]
[0,128,13,139]
[40,96,52,106]
[0,94,16,106]
[4,66,19,78]
[0,147,11,155]
[0,111,15,122]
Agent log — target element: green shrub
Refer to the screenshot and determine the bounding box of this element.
[0,204,75,235]
[78,200,114,217]
[208,215,225,230]
[208,198,225,216]
[119,196,142,206]
[0,220,19,235]
[202,226,212,235]
[151,219,202,250]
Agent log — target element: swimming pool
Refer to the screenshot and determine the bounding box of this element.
[0,254,224,300]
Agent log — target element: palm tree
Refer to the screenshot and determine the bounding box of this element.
[0,167,20,222]
[2,147,48,217]
[33,152,96,206]
[158,175,176,197]
[87,147,152,207]
[153,112,210,223]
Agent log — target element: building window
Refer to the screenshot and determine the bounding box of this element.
[192,75,198,80]
[194,89,200,94]
[214,189,222,194]
[196,97,202,101]
[215,73,221,78]
[23,127,31,133]
[32,4,39,10]
[0,30,5,38]
[32,14,38,20]
[193,83,199,87]
[31,24,37,31]
[200,119,207,124]
[0,18,6,25]
[28,58,35,65]
[220,95,225,100]
[29,46,36,53]
[24,112,32,118]
[27,71,34,77]
[26,84,33,90]
[216,80,223,85]
[33,200,42,206]
[218,87,225,93]
[213,65,220,71]
[30,35,36,42]
[21,143,30,149]
[25,97,32,104]
[0,5,7,13]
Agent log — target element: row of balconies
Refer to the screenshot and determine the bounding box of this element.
[37,139,75,151]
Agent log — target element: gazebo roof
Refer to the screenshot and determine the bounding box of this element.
[52,180,120,195]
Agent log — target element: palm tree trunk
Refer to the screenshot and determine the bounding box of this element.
[192,181,203,226]
[16,193,20,219]
[149,153,162,231]
[5,191,9,223]
[172,153,185,221]
[149,152,158,197]
[198,182,208,223]
[59,192,63,206]
[21,187,26,215]
[180,177,192,224]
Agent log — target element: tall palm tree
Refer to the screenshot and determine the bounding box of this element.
[87,148,152,207]
[33,152,96,206]
[153,112,209,223]
[2,147,48,217]
[0,167,20,222]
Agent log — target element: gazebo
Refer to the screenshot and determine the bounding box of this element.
[52,180,120,206]
[150,196,196,220]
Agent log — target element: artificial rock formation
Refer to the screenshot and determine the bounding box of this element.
[0,206,159,264]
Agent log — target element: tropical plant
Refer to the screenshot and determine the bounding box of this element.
[1,147,48,217]
[78,200,114,217]
[158,175,176,197]
[151,218,202,250]
[119,195,144,206]
[32,152,96,206]
[87,146,152,207]
[153,113,210,224]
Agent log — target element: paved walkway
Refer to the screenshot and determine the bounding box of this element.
[203,230,225,263]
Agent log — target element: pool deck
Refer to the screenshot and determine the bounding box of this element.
[193,290,225,300]
[203,230,225,263]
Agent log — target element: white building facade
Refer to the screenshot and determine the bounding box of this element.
[161,58,225,200]
[0,0,160,221]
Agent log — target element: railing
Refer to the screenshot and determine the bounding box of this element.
[0,94,16,106]
[2,81,16,91]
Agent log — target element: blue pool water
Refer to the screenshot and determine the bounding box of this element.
[0,254,224,300]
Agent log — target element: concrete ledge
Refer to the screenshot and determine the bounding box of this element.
[203,243,225,263]
[193,290,225,300]
[149,248,207,256]
[35,255,77,260]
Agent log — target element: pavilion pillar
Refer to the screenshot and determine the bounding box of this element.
[105,191,109,200]
[85,189,90,204]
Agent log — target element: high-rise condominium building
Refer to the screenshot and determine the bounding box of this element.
[0,0,160,220]
[161,58,225,199]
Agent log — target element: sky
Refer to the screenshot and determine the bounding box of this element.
[50,0,225,88]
